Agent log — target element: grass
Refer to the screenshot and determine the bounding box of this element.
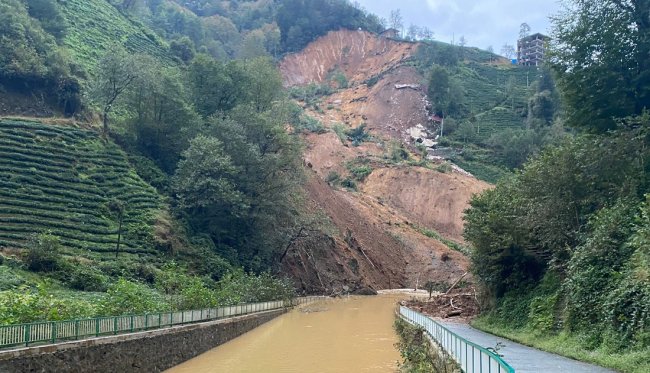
[472,317,650,373]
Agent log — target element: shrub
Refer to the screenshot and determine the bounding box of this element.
[348,165,373,181]
[0,284,96,324]
[345,124,370,146]
[99,278,168,316]
[25,232,62,272]
[436,162,452,173]
[390,141,410,163]
[58,263,110,292]
[325,171,341,185]
[340,178,357,190]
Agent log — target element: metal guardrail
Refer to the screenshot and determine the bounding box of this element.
[400,306,515,373]
[0,296,324,350]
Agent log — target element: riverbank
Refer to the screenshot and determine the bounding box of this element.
[471,317,648,373]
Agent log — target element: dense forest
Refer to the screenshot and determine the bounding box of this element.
[465,1,650,370]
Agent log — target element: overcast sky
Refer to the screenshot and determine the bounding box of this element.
[354,0,561,52]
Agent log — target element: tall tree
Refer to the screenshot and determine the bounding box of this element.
[91,45,143,136]
[501,43,516,59]
[519,22,531,39]
[389,9,403,34]
[549,0,650,132]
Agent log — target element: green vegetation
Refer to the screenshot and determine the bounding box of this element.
[415,39,562,178]
[277,0,383,52]
[0,118,161,255]
[416,226,469,255]
[394,317,459,373]
[465,2,650,370]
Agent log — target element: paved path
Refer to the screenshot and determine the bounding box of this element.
[438,322,615,373]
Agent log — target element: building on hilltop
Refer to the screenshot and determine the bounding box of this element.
[517,33,550,66]
[380,28,400,39]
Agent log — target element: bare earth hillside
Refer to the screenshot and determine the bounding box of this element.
[280,30,490,294]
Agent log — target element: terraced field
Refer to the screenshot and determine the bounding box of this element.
[473,107,527,141]
[0,119,162,257]
[60,0,172,71]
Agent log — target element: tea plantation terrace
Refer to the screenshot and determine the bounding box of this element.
[0,119,161,257]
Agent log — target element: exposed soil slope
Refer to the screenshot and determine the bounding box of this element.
[280,30,416,86]
[281,30,490,294]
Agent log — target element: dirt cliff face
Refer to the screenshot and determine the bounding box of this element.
[280,30,489,294]
[280,30,416,86]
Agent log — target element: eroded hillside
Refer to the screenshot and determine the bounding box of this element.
[280,30,490,294]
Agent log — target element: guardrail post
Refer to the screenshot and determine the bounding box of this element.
[130,315,134,332]
[145,314,149,330]
[24,324,30,347]
[51,321,56,344]
[95,318,100,337]
[75,319,79,340]
[114,317,118,335]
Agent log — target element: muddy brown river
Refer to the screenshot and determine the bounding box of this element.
[166,295,404,373]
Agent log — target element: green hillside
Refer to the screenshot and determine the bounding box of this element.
[59,0,172,71]
[414,40,560,181]
[0,118,161,257]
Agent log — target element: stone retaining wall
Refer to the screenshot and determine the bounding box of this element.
[0,309,286,372]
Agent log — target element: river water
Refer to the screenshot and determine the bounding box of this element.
[166,295,404,373]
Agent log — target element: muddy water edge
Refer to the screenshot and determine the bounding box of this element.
[165,295,406,373]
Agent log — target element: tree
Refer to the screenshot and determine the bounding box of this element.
[170,36,196,63]
[519,22,531,40]
[389,9,403,35]
[428,66,464,119]
[407,24,420,41]
[238,30,268,59]
[420,27,434,40]
[501,43,515,59]
[91,45,142,137]
[549,0,650,132]
[173,135,245,215]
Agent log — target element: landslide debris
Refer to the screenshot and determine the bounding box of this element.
[280,30,491,294]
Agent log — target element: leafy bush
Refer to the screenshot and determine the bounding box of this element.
[348,164,373,181]
[215,271,295,306]
[340,178,357,190]
[0,284,96,324]
[99,278,169,316]
[345,124,370,146]
[58,263,110,292]
[325,171,341,185]
[25,232,62,272]
[295,115,327,134]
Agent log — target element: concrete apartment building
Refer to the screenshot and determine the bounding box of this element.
[517,33,550,66]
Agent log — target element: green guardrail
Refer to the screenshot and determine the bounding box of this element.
[0,296,325,350]
[400,306,515,373]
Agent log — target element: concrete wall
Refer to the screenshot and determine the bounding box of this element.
[0,309,286,373]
